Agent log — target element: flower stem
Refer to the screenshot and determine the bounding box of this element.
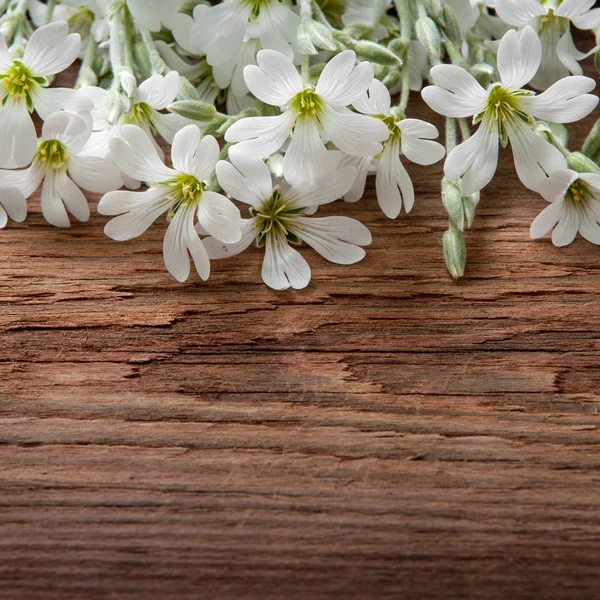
[75,38,98,89]
[109,0,137,99]
[582,118,600,164]
[44,0,56,24]
[445,118,457,153]
[394,0,412,113]
[139,26,169,75]
[458,118,471,142]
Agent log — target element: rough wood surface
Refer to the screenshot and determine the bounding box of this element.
[1,62,600,599]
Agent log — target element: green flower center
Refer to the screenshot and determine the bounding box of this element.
[476,84,532,143]
[163,173,205,218]
[290,89,325,120]
[251,188,304,246]
[377,114,401,145]
[566,178,591,205]
[122,102,154,126]
[36,140,68,170]
[239,0,276,19]
[1,61,45,105]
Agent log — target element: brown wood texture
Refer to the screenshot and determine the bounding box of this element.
[1,60,600,599]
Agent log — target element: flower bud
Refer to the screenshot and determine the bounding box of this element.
[582,119,600,163]
[344,23,373,40]
[177,76,200,101]
[103,89,129,124]
[443,226,466,280]
[421,0,443,17]
[383,68,400,89]
[567,152,600,174]
[442,180,465,230]
[440,4,462,47]
[415,16,442,60]
[352,40,402,66]
[168,100,217,122]
[470,63,494,88]
[297,20,337,55]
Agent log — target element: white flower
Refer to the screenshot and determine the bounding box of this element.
[0,22,92,167]
[495,0,600,90]
[342,0,393,40]
[225,49,389,186]
[421,26,598,194]
[189,0,300,63]
[204,154,371,290]
[98,125,241,283]
[530,169,600,246]
[0,111,122,227]
[345,79,445,218]
[82,72,195,180]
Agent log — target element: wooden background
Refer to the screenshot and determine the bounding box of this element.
[1,60,600,599]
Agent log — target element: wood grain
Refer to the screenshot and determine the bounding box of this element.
[1,61,600,599]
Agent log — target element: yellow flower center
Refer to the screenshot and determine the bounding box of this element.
[163,173,205,218]
[566,178,591,205]
[36,140,69,170]
[1,61,45,106]
[475,84,532,143]
[290,89,325,119]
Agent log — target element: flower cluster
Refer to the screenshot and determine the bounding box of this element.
[0,0,598,286]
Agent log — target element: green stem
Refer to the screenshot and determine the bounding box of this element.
[299,0,312,21]
[394,0,412,113]
[109,0,136,99]
[445,118,457,153]
[139,27,169,75]
[301,54,310,85]
[44,0,56,23]
[75,38,98,89]
[582,118,600,163]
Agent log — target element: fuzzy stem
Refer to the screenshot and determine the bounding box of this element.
[445,118,457,153]
[44,0,56,23]
[75,38,98,89]
[395,0,412,113]
[139,26,169,75]
[109,0,136,98]
[299,0,312,21]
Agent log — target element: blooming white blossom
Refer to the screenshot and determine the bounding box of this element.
[98,124,241,282]
[346,79,445,218]
[204,154,371,290]
[422,26,598,195]
[225,49,389,186]
[176,0,300,105]
[530,169,600,246]
[0,111,122,227]
[495,0,600,90]
[82,72,195,182]
[0,21,92,167]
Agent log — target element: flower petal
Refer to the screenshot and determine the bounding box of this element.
[68,155,123,194]
[530,201,563,239]
[497,26,542,89]
[109,125,174,183]
[216,156,273,207]
[375,140,414,218]
[0,187,27,222]
[320,106,388,157]
[316,51,373,106]
[32,87,94,122]
[23,21,80,76]
[244,49,303,106]
[163,202,210,282]
[173,127,219,182]
[494,0,546,27]
[0,163,44,199]
[225,110,295,159]
[40,171,70,227]
[286,164,356,208]
[136,72,180,110]
[399,118,445,166]
[521,76,598,123]
[202,218,256,260]
[197,191,241,244]
[552,205,579,246]
[293,216,371,264]
[261,236,311,290]
[282,116,336,187]
[0,97,38,168]
[537,169,577,202]
[444,124,499,195]
[353,79,392,116]
[507,122,568,192]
